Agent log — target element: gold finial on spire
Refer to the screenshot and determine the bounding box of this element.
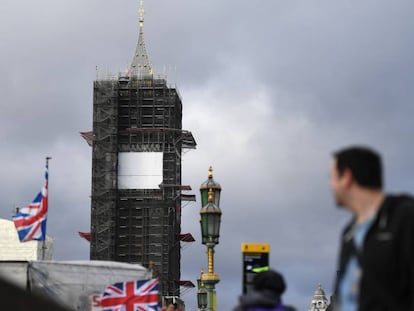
[208,188,214,203]
[208,166,213,178]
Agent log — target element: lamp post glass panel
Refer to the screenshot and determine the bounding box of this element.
[197,282,208,311]
[199,167,222,311]
[200,166,221,209]
[200,201,221,245]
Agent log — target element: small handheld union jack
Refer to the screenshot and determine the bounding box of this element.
[12,157,51,242]
[100,278,161,311]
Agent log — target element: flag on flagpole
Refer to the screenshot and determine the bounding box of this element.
[100,278,161,311]
[12,158,50,242]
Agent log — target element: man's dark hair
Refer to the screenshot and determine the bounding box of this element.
[253,269,286,295]
[333,146,383,189]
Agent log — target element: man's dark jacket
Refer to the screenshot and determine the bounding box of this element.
[232,289,296,311]
[334,194,414,311]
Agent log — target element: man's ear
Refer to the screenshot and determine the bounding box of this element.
[342,168,353,188]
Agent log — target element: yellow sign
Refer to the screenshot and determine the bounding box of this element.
[241,243,270,253]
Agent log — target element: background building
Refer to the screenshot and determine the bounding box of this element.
[84,1,196,300]
[308,284,330,311]
[0,219,53,261]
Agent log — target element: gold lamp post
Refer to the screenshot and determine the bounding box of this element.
[199,167,222,311]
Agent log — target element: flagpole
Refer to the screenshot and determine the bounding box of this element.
[42,156,52,260]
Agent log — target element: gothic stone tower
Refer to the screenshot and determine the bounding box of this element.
[88,0,196,298]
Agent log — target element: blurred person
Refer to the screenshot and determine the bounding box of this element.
[331,146,414,310]
[0,276,72,311]
[233,269,297,311]
[173,302,182,311]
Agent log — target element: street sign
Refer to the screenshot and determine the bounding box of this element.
[241,243,270,294]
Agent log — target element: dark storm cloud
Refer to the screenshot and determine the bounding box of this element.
[1,0,414,310]
[176,1,414,310]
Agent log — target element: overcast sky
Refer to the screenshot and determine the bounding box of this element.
[1,0,414,310]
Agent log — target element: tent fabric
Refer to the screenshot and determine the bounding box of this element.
[0,260,150,311]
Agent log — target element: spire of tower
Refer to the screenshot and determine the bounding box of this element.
[130,0,153,78]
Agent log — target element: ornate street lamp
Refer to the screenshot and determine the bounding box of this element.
[197,271,208,311]
[200,166,221,207]
[199,167,222,311]
[199,189,222,245]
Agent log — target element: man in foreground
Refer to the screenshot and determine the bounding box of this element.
[331,146,414,310]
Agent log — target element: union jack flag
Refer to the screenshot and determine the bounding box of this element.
[100,278,161,311]
[12,158,50,242]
